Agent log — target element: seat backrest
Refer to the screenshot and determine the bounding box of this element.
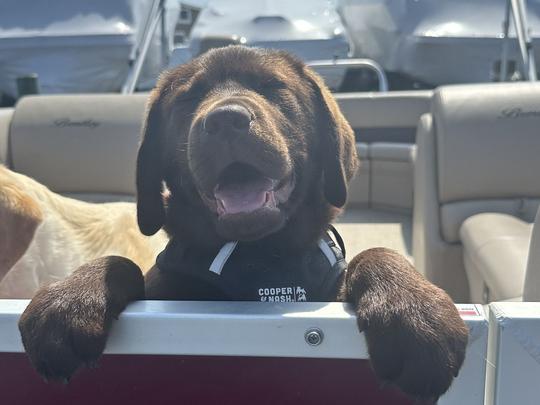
[0,108,14,165]
[9,94,149,201]
[524,208,540,301]
[337,91,430,210]
[336,90,432,143]
[432,83,540,243]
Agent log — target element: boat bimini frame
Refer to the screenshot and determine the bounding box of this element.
[501,0,537,81]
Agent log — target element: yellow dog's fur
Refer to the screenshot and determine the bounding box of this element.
[0,165,167,298]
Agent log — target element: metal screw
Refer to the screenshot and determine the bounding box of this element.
[305,328,324,346]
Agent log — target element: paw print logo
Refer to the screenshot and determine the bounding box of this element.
[295,287,307,302]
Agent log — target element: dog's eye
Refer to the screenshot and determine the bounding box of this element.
[174,81,206,103]
[175,89,206,104]
[175,94,195,103]
[258,78,287,91]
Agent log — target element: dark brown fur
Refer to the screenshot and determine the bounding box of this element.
[137,46,356,248]
[19,46,467,401]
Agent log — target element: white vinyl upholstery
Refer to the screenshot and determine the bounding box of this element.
[347,143,369,206]
[9,94,148,201]
[337,92,429,210]
[0,108,13,165]
[460,206,540,303]
[434,85,540,203]
[524,208,540,301]
[460,213,532,302]
[413,83,540,302]
[369,142,415,211]
[337,91,432,145]
[347,142,416,211]
[336,91,432,129]
[413,113,469,301]
[441,199,540,243]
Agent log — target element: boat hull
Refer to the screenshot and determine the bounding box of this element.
[0,353,412,405]
[0,300,488,405]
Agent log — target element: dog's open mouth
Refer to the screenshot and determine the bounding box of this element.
[202,163,294,218]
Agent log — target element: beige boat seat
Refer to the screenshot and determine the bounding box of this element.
[337,91,430,210]
[336,90,432,143]
[4,91,429,211]
[7,94,149,202]
[460,206,540,303]
[0,108,14,165]
[413,82,540,302]
[460,213,533,302]
[524,208,540,301]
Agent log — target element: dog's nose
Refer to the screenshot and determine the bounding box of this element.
[203,104,252,136]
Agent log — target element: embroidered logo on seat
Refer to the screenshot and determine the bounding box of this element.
[258,286,307,302]
[54,118,100,128]
[498,108,540,119]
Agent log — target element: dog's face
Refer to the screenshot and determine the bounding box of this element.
[137,46,357,247]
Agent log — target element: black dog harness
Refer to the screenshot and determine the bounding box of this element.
[156,226,347,302]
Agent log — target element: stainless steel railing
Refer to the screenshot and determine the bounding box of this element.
[307,58,389,92]
[501,0,537,81]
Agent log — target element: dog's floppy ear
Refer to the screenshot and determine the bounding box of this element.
[136,90,166,236]
[303,67,358,208]
[0,185,42,281]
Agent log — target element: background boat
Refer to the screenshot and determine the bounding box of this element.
[0,0,179,102]
[171,0,353,90]
[339,0,540,87]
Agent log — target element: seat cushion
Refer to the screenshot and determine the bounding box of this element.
[524,208,540,301]
[460,213,532,302]
[440,198,540,243]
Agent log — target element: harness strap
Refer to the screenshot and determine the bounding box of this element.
[208,226,346,276]
[328,224,346,259]
[209,241,238,275]
[318,239,338,266]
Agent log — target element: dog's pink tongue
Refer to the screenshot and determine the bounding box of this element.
[215,177,274,215]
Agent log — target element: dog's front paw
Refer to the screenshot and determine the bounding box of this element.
[346,248,469,401]
[18,256,144,382]
[358,299,467,402]
[18,283,110,382]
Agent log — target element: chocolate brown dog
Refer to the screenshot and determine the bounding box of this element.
[19,46,468,401]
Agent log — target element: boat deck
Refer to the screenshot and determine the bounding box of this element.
[335,208,413,262]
